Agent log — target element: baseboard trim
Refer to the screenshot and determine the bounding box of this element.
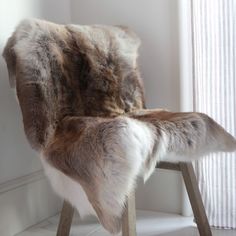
[0,170,62,236]
[0,170,45,194]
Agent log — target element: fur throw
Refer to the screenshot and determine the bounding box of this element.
[3,19,236,234]
[3,18,145,151]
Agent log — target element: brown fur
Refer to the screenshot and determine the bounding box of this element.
[3,19,145,150]
[3,19,236,234]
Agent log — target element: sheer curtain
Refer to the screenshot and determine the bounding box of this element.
[192,0,236,228]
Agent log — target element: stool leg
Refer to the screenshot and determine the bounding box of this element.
[179,162,212,236]
[122,192,137,236]
[57,200,74,236]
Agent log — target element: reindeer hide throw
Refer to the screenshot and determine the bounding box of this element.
[3,19,236,234]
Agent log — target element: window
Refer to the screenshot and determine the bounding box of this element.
[192,0,236,228]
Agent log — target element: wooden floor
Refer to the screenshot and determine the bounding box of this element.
[16,210,236,236]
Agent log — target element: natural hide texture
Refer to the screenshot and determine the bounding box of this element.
[3,19,236,235]
[3,18,145,151]
[41,110,236,234]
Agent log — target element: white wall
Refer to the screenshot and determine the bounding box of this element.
[0,1,70,235]
[70,0,183,214]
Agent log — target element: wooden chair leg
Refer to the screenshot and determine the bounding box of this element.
[179,162,212,236]
[122,192,137,236]
[57,200,74,236]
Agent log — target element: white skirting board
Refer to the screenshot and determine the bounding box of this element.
[0,170,62,236]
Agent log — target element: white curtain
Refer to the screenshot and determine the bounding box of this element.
[192,0,236,228]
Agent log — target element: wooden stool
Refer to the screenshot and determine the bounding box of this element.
[56,162,212,236]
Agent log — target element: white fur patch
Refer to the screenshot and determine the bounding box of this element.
[122,117,169,182]
[40,155,96,218]
[123,117,155,165]
[123,118,155,182]
[144,130,169,181]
